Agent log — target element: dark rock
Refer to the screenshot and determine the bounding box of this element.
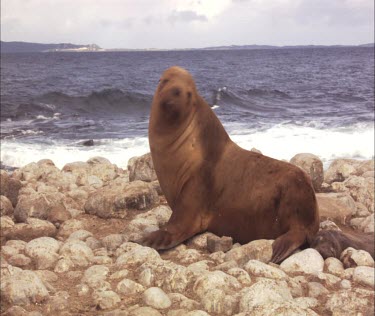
[207,235,233,253]
[0,195,14,216]
[0,162,18,173]
[82,139,95,146]
[0,170,22,207]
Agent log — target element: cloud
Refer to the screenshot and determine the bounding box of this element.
[100,19,134,29]
[293,0,374,27]
[167,10,208,24]
[0,0,373,48]
[143,15,162,26]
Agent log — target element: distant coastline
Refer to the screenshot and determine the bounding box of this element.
[0,41,102,53]
[1,40,374,53]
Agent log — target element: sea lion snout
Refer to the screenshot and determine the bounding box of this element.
[154,79,195,124]
[158,84,184,109]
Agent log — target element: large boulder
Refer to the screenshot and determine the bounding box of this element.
[14,192,67,223]
[340,176,374,213]
[239,279,293,313]
[316,192,356,224]
[59,240,94,268]
[128,153,158,182]
[56,219,86,240]
[116,245,161,269]
[353,266,375,288]
[0,216,15,238]
[124,205,172,240]
[62,157,118,187]
[224,239,273,265]
[11,159,76,192]
[87,157,120,181]
[84,180,159,219]
[0,195,13,216]
[193,270,241,298]
[12,159,59,181]
[143,287,171,309]
[350,211,375,233]
[3,218,57,241]
[138,260,193,293]
[25,237,61,269]
[280,248,324,274]
[325,288,374,315]
[0,170,22,207]
[0,269,49,306]
[290,153,323,192]
[244,259,288,280]
[325,159,374,184]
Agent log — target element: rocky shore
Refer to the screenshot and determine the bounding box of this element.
[1,152,374,316]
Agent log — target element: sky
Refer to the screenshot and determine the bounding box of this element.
[1,0,374,49]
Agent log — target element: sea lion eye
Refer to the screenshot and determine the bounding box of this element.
[159,79,169,87]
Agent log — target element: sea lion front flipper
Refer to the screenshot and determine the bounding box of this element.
[270,229,307,263]
[137,224,200,250]
[136,228,178,250]
[137,206,209,250]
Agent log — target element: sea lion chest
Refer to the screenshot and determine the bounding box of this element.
[150,118,204,205]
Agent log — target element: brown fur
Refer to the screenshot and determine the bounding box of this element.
[139,66,320,263]
[310,229,375,259]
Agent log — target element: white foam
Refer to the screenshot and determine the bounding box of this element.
[1,123,373,170]
[36,115,49,120]
[0,137,149,169]
[20,130,44,136]
[38,103,56,110]
[35,114,60,120]
[230,122,374,167]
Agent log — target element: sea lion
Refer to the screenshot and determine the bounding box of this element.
[139,66,320,263]
[310,229,374,259]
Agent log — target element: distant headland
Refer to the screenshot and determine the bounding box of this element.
[1,41,373,53]
[0,41,102,53]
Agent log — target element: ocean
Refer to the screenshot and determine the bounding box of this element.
[1,47,374,170]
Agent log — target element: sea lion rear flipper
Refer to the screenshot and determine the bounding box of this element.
[271,229,307,263]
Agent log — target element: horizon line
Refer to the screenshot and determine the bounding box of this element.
[1,40,374,51]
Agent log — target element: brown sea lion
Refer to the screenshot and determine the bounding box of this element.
[139,66,320,263]
[310,229,374,259]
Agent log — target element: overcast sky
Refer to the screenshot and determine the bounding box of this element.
[1,0,374,49]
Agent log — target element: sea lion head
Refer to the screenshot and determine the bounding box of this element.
[150,66,198,132]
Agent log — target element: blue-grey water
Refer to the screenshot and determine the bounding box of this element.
[1,48,374,168]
